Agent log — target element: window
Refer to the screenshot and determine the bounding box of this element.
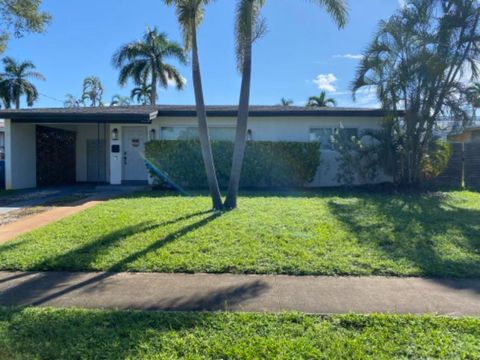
[161,127,198,140]
[341,128,359,139]
[161,127,236,141]
[310,128,334,150]
[310,127,359,150]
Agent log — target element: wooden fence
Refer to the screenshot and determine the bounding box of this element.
[433,142,480,189]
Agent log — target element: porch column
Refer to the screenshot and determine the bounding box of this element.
[109,124,122,185]
[5,120,37,190]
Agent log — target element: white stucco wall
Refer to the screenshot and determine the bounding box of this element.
[107,124,156,185]
[149,115,390,187]
[5,120,37,190]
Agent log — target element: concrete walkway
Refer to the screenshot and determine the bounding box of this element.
[0,272,479,315]
[0,200,103,243]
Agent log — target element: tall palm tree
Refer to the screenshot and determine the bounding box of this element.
[467,82,480,123]
[130,83,153,105]
[224,0,348,209]
[112,27,187,105]
[0,78,12,108]
[1,56,45,109]
[164,0,223,210]
[82,76,104,107]
[64,93,82,108]
[306,91,337,107]
[279,97,293,106]
[110,94,131,106]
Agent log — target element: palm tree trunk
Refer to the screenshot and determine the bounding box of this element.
[191,21,223,210]
[151,72,157,105]
[224,2,253,210]
[15,96,20,109]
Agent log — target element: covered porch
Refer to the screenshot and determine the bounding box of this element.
[1,107,158,190]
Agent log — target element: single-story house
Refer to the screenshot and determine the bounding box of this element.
[448,126,480,144]
[0,105,390,190]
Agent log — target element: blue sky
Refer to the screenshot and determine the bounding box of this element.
[5,0,402,108]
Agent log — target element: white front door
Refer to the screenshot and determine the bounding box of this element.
[122,126,148,182]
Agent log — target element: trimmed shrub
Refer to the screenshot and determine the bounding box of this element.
[145,140,320,189]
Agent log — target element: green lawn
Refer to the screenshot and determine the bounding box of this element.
[0,308,479,359]
[0,190,479,277]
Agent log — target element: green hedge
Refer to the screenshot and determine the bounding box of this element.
[145,140,321,189]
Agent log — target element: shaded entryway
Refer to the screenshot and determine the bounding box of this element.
[36,125,76,186]
[87,139,107,183]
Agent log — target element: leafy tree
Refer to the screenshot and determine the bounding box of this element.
[224,0,348,209]
[164,0,223,210]
[279,97,293,106]
[64,93,82,108]
[110,94,130,106]
[352,0,480,185]
[112,27,187,106]
[0,0,51,53]
[130,82,153,105]
[81,76,104,107]
[306,91,337,107]
[0,56,45,109]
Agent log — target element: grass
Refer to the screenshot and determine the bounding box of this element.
[0,307,479,359]
[0,190,479,277]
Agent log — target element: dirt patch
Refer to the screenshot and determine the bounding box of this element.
[0,194,91,227]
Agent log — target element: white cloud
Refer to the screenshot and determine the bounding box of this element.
[334,87,381,108]
[399,0,406,8]
[333,54,364,60]
[457,60,480,86]
[313,73,338,92]
[167,74,187,88]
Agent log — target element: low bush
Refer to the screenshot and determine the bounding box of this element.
[145,140,320,189]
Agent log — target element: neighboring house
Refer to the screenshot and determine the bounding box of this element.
[448,126,480,144]
[0,105,390,190]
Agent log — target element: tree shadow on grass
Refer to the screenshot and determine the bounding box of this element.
[27,209,213,272]
[0,307,244,359]
[0,210,272,310]
[327,193,480,285]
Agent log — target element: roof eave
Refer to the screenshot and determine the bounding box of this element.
[158,109,392,118]
[5,111,158,124]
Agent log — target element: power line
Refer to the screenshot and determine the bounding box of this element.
[39,93,64,104]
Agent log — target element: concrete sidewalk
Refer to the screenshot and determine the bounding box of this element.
[0,271,479,315]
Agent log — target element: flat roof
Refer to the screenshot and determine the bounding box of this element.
[0,105,393,124]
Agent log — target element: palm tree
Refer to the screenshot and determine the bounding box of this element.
[110,94,130,106]
[279,97,293,106]
[306,91,337,107]
[0,78,12,108]
[82,76,104,107]
[467,82,480,124]
[130,83,153,105]
[1,57,45,109]
[352,0,480,185]
[64,93,82,108]
[164,0,223,210]
[224,0,348,209]
[112,27,187,105]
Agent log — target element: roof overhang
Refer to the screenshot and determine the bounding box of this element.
[0,108,158,124]
[157,107,394,118]
[0,105,402,123]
